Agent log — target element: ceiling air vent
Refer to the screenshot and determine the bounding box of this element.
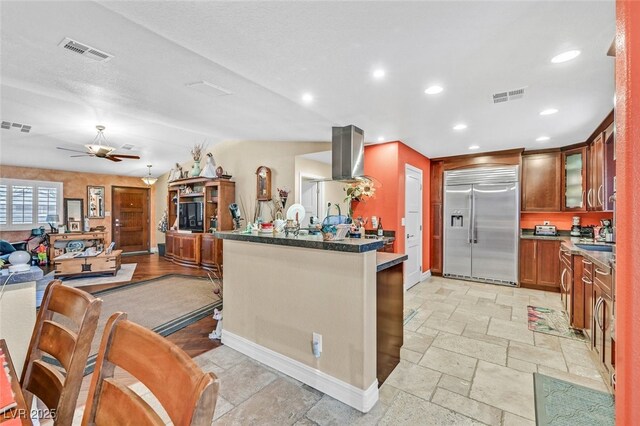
[120,144,135,150]
[58,37,114,62]
[1,121,31,133]
[492,87,526,104]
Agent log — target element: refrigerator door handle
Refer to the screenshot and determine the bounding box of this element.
[468,192,473,244]
[472,188,478,243]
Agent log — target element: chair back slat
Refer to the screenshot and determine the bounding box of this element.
[37,320,77,372]
[94,379,165,426]
[23,360,64,411]
[47,285,95,328]
[20,280,102,425]
[82,312,219,426]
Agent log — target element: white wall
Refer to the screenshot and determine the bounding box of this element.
[294,156,348,221]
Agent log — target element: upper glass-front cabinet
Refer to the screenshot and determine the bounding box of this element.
[562,147,587,211]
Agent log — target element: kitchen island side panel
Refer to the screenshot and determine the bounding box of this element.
[222,239,378,390]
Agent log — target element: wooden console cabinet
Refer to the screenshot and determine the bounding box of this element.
[165,177,235,271]
[519,238,561,291]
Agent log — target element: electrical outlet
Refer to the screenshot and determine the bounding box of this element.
[312,332,322,358]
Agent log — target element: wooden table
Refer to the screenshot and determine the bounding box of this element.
[54,250,122,278]
[0,339,30,425]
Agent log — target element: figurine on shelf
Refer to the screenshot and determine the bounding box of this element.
[207,271,224,340]
[36,243,47,265]
[170,163,185,181]
[201,152,217,178]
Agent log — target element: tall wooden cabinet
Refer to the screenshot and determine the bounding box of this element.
[561,147,588,212]
[430,161,444,275]
[165,177,235,270]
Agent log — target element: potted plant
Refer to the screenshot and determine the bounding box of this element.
[157,210,168,256]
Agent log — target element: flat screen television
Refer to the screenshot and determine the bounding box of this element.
[178,202,204,232]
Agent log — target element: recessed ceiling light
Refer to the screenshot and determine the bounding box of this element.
[468,145,480,150]
[372,69,386,79]
[377,136,385,142]
[424,85,444,95]
[536,136,551,142]
[301,93,314,104]
[453,123,468,131]
[551,50,581,64]
[540,108,558,116]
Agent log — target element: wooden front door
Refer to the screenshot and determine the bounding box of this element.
[112,186,150,253]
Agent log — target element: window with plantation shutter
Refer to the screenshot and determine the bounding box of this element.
[0,179,63,230]
[0,185,6,225]
[12,185,33,224]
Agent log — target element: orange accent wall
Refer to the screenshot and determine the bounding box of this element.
[615,1,640,423]
[352,141,431,271]
[520,212,613,231]
[0,165,156,248]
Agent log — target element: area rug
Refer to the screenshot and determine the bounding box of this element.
[527,306,587,341]
[403,308,417,325]
[49,274,221,375]
[534,373,614,426]
[38,263,137,288]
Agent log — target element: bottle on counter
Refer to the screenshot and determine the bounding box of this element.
[377,218,383,237]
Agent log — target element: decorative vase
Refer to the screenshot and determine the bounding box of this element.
[191,160,201,177]
[350,198,360,217]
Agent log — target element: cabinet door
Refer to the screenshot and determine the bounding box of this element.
[603,293,614,374]
[522,152,561,211]
[581,257,594,338]
[536,240,561,290]
[165,234,174,257]
[593,284,605,362]
[519,239,537,285]
[562,147,587,211]
[589,134,605,211]
[571,255,586,328]
[431,203,443,274]
[201,236,218,266]
[180,237,198,262]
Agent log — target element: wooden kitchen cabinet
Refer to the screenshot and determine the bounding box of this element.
[430,161,444,275]
[519,239,560,291]
[588,133,605,211]
[581,256,594,340]
[560,247,573,322]
[561,147,588,212]
[521,151,561,211]
[593,264,613,373]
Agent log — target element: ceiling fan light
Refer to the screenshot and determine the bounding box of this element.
[85,144,115,155]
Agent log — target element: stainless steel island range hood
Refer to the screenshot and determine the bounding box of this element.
[332,125,365,182]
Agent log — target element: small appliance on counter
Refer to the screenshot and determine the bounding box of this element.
[533,225,558,237]
[580,225,595,240]
[600,219,614,242]
[571,216,581,237]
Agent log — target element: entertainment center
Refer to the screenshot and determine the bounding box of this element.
[165,177,236,271]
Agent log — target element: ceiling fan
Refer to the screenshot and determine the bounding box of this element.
[56,125,140,162]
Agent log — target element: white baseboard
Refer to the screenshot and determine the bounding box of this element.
[421,269,432,282]
[222,330,379,413]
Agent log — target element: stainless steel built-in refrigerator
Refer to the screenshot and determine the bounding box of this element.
[443,166,519,286]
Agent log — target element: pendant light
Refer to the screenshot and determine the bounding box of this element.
[86,125,116,155]
[142,165,158,185]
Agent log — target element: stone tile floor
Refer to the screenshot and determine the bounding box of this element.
[71,276,611,425]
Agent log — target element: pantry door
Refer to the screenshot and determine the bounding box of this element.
[404,164,423,290]
[112,186,150,253]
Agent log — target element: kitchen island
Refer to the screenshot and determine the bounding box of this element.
[215,231,407,412]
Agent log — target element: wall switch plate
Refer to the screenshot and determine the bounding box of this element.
[312,332,322,358]
[105,211,111,217]
[401,218,405,226]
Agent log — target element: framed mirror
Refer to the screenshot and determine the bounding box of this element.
[64,198,84,232]
[87,186,105,218]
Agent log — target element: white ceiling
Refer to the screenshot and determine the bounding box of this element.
[0,1,615,176]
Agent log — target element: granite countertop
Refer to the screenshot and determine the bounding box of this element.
[376,253,408,272]
[215,231,384,253]
[560,239,614,271]
[0,266,44,286]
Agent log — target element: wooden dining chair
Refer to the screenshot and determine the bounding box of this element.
[82,312,220,426]
[20,280,102,425]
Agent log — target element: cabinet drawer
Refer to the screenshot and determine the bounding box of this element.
[594,266,612,295]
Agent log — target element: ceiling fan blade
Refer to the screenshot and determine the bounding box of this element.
[57,147,89,154]
[106,156,123,162]
[70,154,94,158]
[109,154,141,159]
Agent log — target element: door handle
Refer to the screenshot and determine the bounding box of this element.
[587,188,593,208]
[407,234,414,238]
[581,276,592,285]
[560,268,567,292]
[595,297,604,330]
[598,185,604,207]
[468,193,473,244]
